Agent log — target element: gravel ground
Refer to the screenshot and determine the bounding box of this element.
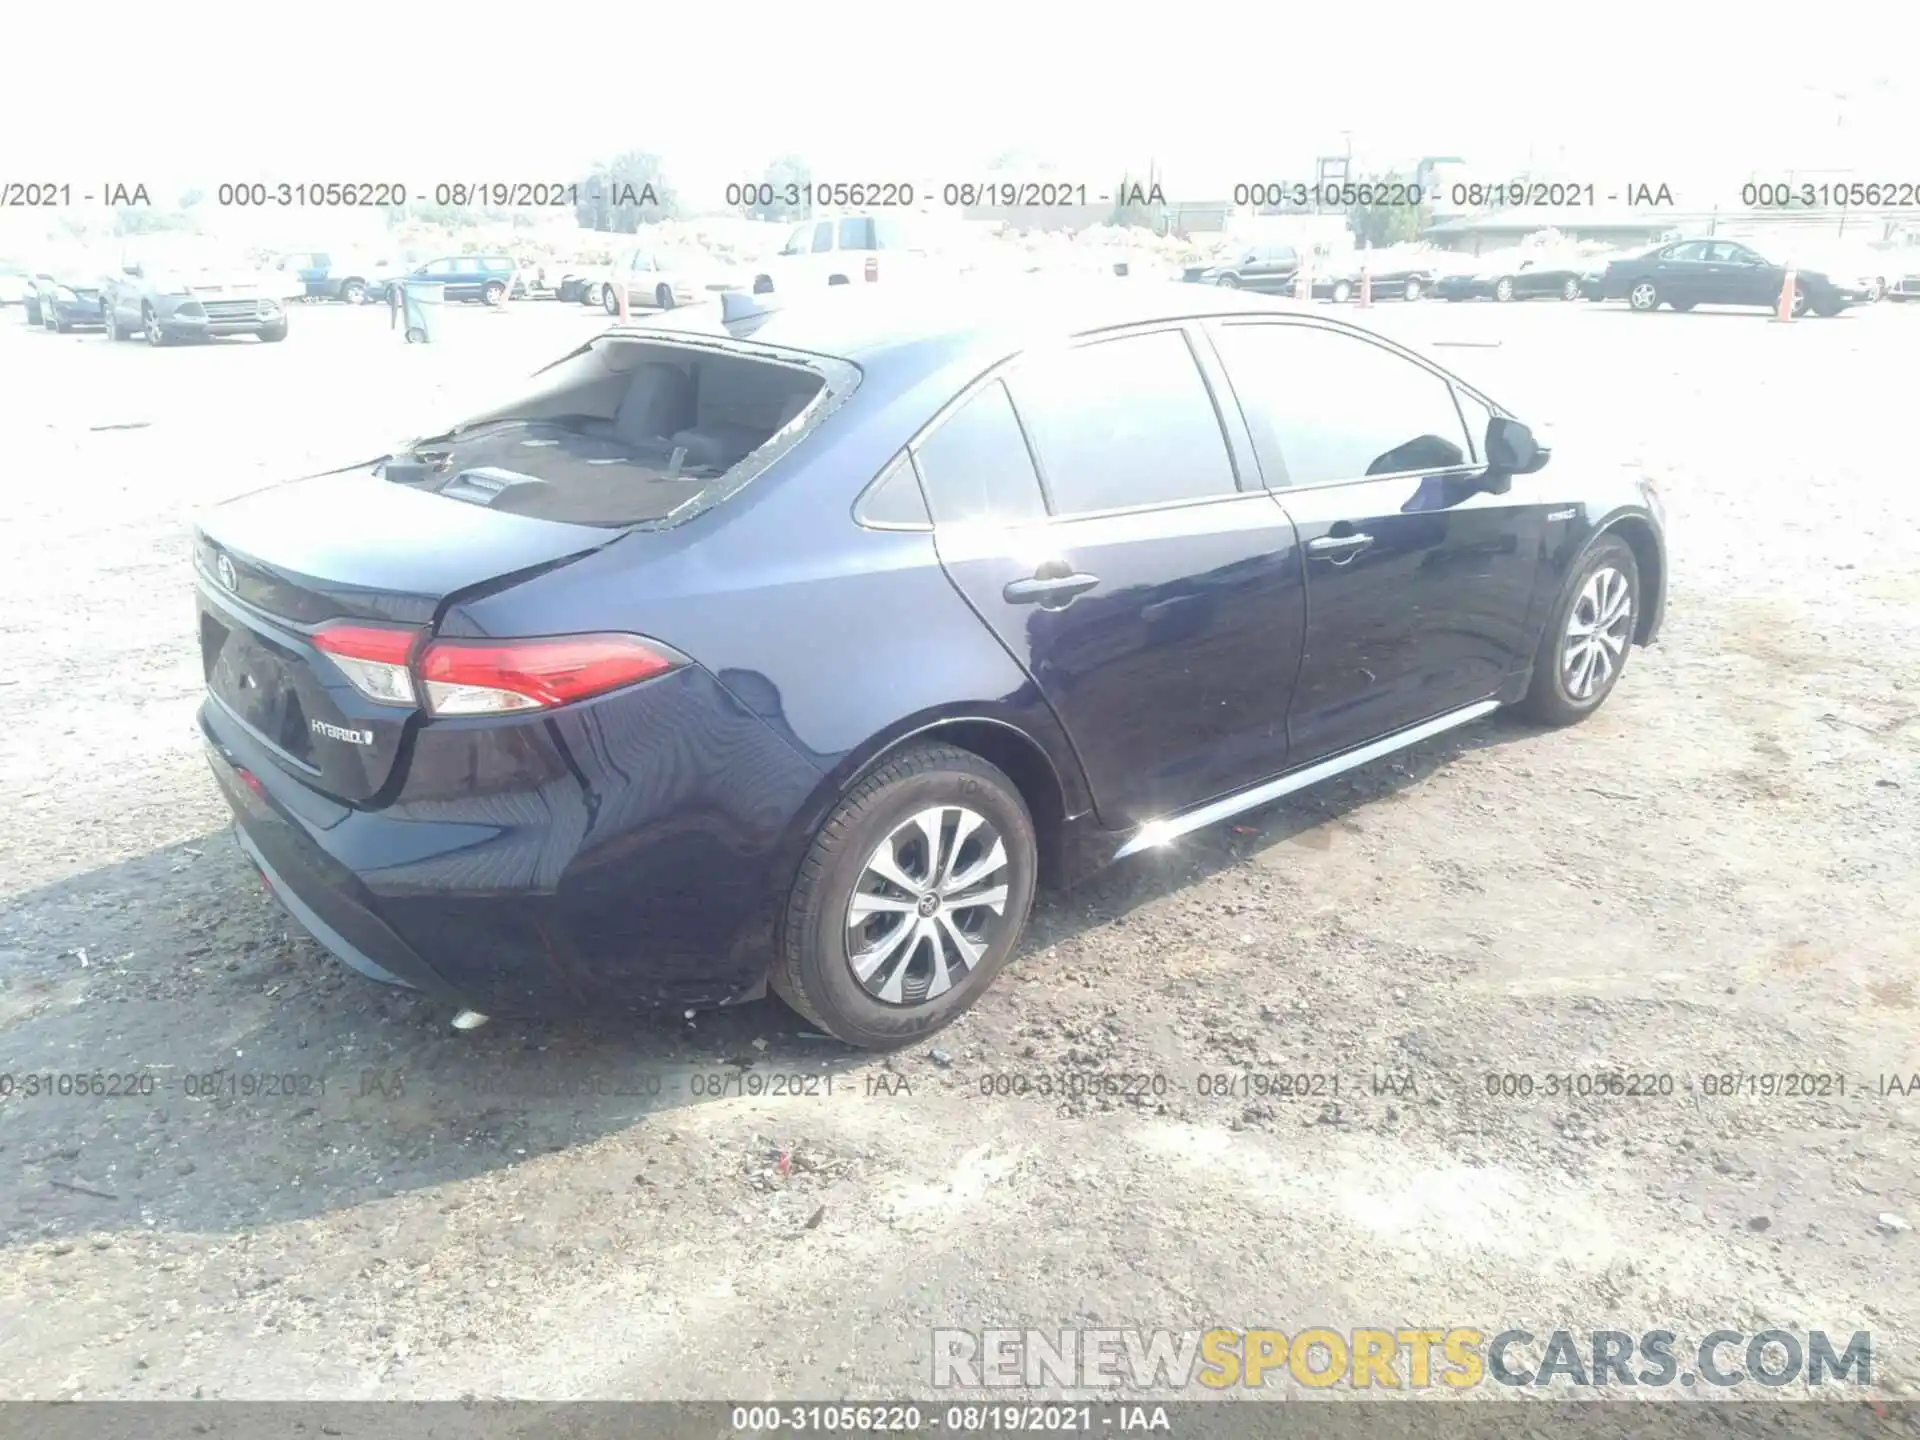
[0,294,1915,1408]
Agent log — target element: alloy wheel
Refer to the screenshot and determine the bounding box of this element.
[1495,277,1515,302]
[1404,279,1421,301]
[1562,278,1581,301]
[144,308,163,344]
[844,805,1012,1006]
[1562,566,1633,702]
[1630,282,1657,311]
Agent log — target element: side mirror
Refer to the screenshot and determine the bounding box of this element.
[122,264,141,277]
[1485,416,1548,484]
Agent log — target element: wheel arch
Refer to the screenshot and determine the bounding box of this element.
[780,711,1090,898]
[1586,513,1664,645]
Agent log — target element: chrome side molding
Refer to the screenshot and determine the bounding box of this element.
[1113,699,1502,860]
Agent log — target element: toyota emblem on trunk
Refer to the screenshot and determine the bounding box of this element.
[216,554,237,591]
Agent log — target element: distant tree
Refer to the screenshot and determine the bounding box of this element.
[1109,164,1167,230]
[574,152,677,232]
[1347,171,1428,248]
[748,154,812,222]
[112,207,196,235]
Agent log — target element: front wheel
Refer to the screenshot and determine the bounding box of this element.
[1493,276,1517,302]
[602,284,622,314]
[655,283,674,310]
[482,280,507,306]
[1514,535,1640,727]
[339,278,367,305]
[1561,277,1581,301]
[1403,278,1422,301]
[1214,272,1240,288]
[1331,280,1352,303]
[259,321,287,342]
[143,307,171,346]
[773,743,1038,1050]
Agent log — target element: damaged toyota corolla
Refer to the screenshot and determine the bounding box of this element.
[196,280,1665,1049]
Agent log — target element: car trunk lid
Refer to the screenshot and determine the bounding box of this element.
[195,466,622,803]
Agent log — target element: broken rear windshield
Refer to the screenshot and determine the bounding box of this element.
[379,335,855,528]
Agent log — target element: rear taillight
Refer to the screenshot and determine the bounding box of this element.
[418,634,677,716]
[313,623,422,706]
[864,256,879,282]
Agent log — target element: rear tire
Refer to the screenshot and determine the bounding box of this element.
[1214,272,1240,288]
[259,321,287,342]
[1670,300,1696,312]
[1493,276,1516,302]
[772,743,1038,1050]
[1403,278,1422,301]
[482,280,506,306]
[1628,280,1660,311]
[1331,280,1352,303]
[602,284,622,314]
[1560,277,1581,301]
[1514,534,1640,727]
[655,282,674,310]
[340,278,367,305]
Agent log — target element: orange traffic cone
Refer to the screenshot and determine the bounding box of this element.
[1772,265,1797,323]
[1358,260,1373,308]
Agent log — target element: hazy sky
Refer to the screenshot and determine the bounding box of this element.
[8,0,1912,208]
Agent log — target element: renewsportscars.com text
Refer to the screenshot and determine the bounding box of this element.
[932,1327,1872,1390]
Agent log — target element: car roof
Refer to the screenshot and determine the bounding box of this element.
[609,277,1320,369]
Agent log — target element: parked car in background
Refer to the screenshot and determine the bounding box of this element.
[1182,241,1300,293]
[1311,249,1436,302]
[750,214,929,294]
[1592,239,1868,315]
[101,260,289,345]
[1435,253,1590,303]
[192,278,1664,1049]
[591,247,737,313]
[27,265,112,332]
[1791,243,1892,304]
[0,265,31,307]
[387,254,527,305]
[274,251,385,304]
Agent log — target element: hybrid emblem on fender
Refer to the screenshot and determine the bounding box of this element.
[216,553,238,591]
[311,718,374,746]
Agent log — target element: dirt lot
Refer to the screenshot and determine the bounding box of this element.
[0,293,1915,1406]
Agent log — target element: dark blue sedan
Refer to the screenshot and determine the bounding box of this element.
[194,280,1666,1048]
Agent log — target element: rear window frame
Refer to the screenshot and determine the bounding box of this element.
[494,328,865,532]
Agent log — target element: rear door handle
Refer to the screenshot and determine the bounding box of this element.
[1307,532,1374,561]
[1003,572,1100,608]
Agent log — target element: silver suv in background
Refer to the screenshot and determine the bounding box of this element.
[102,260,288,346]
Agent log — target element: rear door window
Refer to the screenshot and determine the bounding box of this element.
[911,381,1048,526]
[837,217,875,249]
[1005,329,1239,515]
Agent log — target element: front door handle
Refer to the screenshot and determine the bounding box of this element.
[1307,532,1374,563]
[1003,571,1100,608]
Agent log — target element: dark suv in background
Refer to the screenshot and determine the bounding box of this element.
[1184,242,1300,292]
[384,255,526,305]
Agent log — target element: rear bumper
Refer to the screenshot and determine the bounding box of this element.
[203,710,461,1000]
[198,661,825,1017]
